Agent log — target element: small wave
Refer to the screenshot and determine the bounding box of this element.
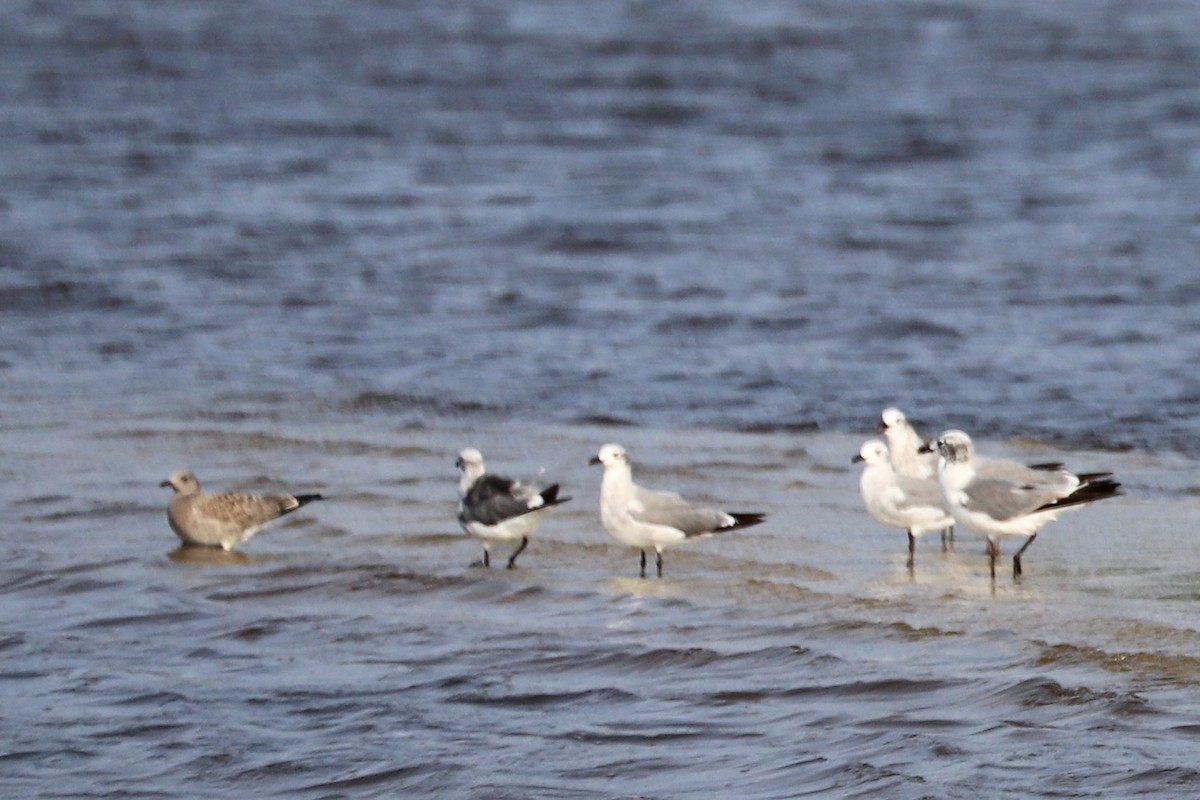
[614,101,704,126]
[736,420,821,435]
[71,610,203,631]
[335,192,421,209]
[90,722,187,740]
[450,686,637,709]
[855,317,961,340]
[1107,766,1200,790]
[654,314,738,334]
[301,764,444,793]
[342,391,503,418]
[559,726,713,745]
[570,413,638,427]
[822,129,967,165]
[19,502,145,524]
[113,691,190,707]
[254,120,392,140]
[987,675,1111,709]
[1036,641,1200,685]
[0,281,133,314]
[508,221,667,255]
[572,645,725,673]
[747,316,811,332]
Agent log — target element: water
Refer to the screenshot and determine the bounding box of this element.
[4,0,1200,796]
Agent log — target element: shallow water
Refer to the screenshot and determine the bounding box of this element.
[5,0,1200,797]
[5,422,1200,798]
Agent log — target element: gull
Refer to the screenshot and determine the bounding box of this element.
[879,406,954,550]
[455,448,570,569]
[926,430,1121,579]
[160,470,323,551]
[853,439,955,571]
[879,407,938,479]
[589,443,766,578]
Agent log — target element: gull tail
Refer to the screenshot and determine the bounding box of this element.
[723,512,767,532]
[291,493,324,509]
[1034,479,1121,513]
[535,484,572,509]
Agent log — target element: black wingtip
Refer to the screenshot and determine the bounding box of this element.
[537,484,572,508]
[727,512,767,531]
[294,494,324,507]
[1034,479,1121,513]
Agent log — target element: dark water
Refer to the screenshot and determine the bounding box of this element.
[5,1,1200,797]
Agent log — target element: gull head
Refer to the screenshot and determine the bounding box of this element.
[852,439,889,465]
[590,443,629,468]
[455,448,487,492]
[455,447,485,472]
[160,470,201,495]
[879,407,908,433]
[934,430,973,464]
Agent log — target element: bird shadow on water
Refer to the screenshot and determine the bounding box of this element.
[872,551,1045,603]
[605,575,699,600]
[166,544,266,566]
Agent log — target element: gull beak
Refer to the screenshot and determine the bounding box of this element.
[917,442,936,454]
[454,458,463,469]
[159,480,172,488]
[588,456,602,466]
[851,454,865,464]
[876,421,888,433]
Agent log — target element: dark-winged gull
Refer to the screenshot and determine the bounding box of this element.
[589,443,766,578]
[455,448,570,569]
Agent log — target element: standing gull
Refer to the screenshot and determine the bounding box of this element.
[853,439,955,571]
[879,407,953,550]
[160,470,323,551]
[456,448,570,569]
[589,443,766,578]
[879,407,938,479]
[926,430,1120,579]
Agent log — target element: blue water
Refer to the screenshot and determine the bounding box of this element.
[5,0,1200,448]
[5,1,1200,797]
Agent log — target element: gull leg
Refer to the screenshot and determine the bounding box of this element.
[941,526,955,553]
[482,549,490,568]
[506,537,528,570]
[987,538,998,580]
[656,551,664,578]
[907,531,916,572]
[1013,532,1037,578]
[639,549,647,578]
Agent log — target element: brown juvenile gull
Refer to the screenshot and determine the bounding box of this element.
[160,470,323,551]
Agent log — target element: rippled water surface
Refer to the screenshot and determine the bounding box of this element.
[5,0,1200,797]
